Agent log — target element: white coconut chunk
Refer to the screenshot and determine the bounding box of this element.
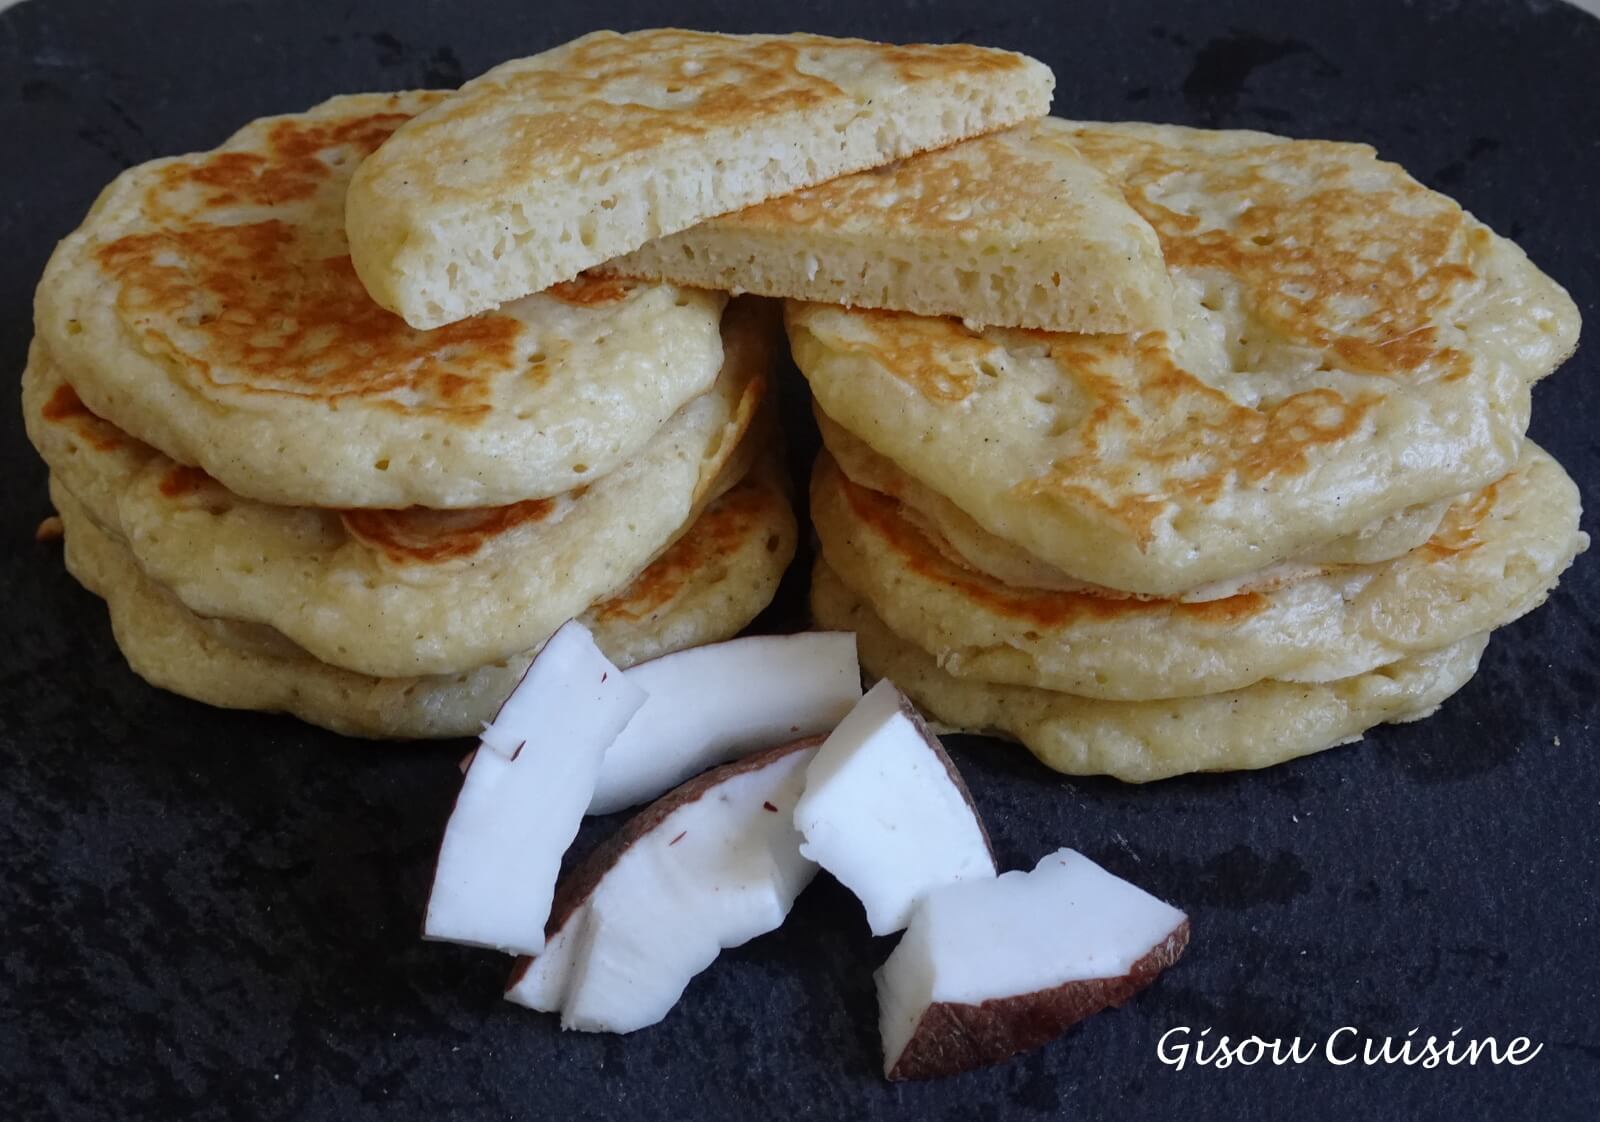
[792,679,995,936]
[505,739,820,1032]
[876,848,1190,1080]
[504,918,581,1013]
[475,620,631,759]
[588,632,861,815]
[424,621,646,955]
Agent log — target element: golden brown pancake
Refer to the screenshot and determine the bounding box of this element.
[51,462,797,740]
[811,560,1490,784]
[23,298,772,677]
[810,449,1583,700]
[815,405,1454,596]
[35,92,728,508]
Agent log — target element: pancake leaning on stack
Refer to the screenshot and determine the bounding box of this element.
[608,117,1583,780]
[25,87,809,736]
[346,29,1054,328]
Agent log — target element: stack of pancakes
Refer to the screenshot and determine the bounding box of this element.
[23,31,1067,740]
[615,119,1587,781]
[24,92,797,738]
[792,124,1585,781]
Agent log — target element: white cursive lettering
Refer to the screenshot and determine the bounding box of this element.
[1157,1025,1540,1070]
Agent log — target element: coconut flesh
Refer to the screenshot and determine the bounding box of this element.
[506,738,822,1033]
[876,848,1190,1080]
[424,621,645,956]
[588,632,861,815]
[424,625,1189,1070]
[793,679,996,935]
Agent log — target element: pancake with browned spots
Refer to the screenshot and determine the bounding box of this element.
[811,449,1582,700]
[789,122,1581,597]
[35,92,728,509]
[345,30,1054,328]
[51,464,795,740]
[815,406,1456,597]
[23,297,772,678]
[810,561,1490,783]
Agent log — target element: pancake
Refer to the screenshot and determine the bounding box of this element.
[810,562,1489,783]
[24,301,771,679]
[54,463,797,740]
[602,118,1171,334]
[816,407,1455,597]
[346,30,1054,328]
[812,449,1581,700]
[789,122,1581,597]
[35,92,728,509]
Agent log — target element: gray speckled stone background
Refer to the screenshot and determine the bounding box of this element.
[1,1,1596,1119]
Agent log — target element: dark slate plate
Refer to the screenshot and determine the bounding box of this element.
[2,1,1596,1119]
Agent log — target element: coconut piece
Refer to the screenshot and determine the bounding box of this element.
[475,619,634,759]
[424,621,645,955]
[587,632,860,815]
[792,680,995,935]
[505,738,822,1033]
[877,848,1189,1080]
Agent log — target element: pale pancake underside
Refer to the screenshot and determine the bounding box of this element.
[55,466,797,741]
[603,117,1173,334]
[812,448,1583,701]
[789,122,1581,597]
[24,302,772,678]
[811,562,1488,784]
[35,91,728,508]
[346,29,1055,327]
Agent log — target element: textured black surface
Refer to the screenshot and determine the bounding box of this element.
[2,1,1598,1119]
